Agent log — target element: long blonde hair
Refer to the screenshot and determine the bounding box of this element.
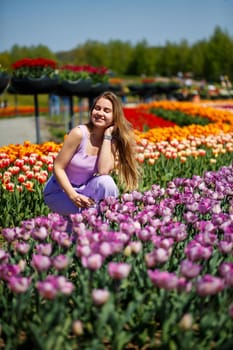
[89,91,141,191]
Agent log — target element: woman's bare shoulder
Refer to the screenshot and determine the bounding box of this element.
[63,126,84,147]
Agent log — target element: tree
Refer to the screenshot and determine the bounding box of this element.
[204,27,233,81]
[127,40,157,76]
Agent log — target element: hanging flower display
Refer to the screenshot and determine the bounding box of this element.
[56,64,109,97]
[10,58,59,95]
[58,64,109,83]
[12,57,58,79]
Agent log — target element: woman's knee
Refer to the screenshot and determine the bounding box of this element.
[88,175,119,200]
[97,174,116,187]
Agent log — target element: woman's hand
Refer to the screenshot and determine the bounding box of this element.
[104,125,114,137]
[71,193,95,208]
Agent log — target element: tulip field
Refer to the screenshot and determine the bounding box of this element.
[0,100,233,349]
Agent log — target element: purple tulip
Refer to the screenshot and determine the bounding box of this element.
[37,279,58,299]
[21,218,35,231]
[185,242,213,261]
[99,242,113,257]
[0,264,21,281]
[198,198,212,214]
[129,241,142,254]
[180,259,202,279]
[70,213,84,224]
[56,276,74,295]
[218,240,233,254]
[196,275,224,296]
[2,228,18,242]
[82,254,103,270]
[52,231,72,248]
[0,249,9,263]
[218,262,233,287]
[8,276,31,293]
[31,254,51,272]
[108,262,131,280]
[53,255,70,270]
[137,228,151,241]
[177,277,192,293]
[153,248,170,264]
[31,226,48,241]
[15,242,30,255]
[160,222,187,242]
[35,243,53,256]
[92,288,110,305]
[76,244,92,257]
[37,275,74,299]
[148,269,179,290]
[195,232,218,246]
[145,252,157,268]
[183,211,199,224]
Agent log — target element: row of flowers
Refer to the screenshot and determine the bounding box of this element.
[0,131,232,206]
[135,100,233,142]
[0,100,233,348]
[0,162,233,348]
[0,105,83,117]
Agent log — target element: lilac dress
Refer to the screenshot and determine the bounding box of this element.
[43,125,119,215]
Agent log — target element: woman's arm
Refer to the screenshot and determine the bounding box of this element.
[97,126,116,174]
[53,127,94,208]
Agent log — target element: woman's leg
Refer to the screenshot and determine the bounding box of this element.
[43,174,119,215]
[78,174,119,203]
[43,175,82,215]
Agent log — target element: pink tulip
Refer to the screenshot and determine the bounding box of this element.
[180,259,202,279]
[145,252,157,268]
[37,280,58,299]
[8,276,31,293]
[84,254,103,270]
[15,242,30,255]
[108,262,131,280]
[185,242,212,261]
[129,241,142,254]
[99,242,113,257]
[0,249,9,263]
[148,269,179,290]
[31,254,51,272]
[32,226,48,241]
[218,241,233,254]
[153,248,170,264]
[2,228,18,242]
[196,275,224,296]
[53,255,70,270]
[76,244,92,257]
[56,276,74,295]
[92,289,110,305]
[0,264,21,281]
[35,243,52,256]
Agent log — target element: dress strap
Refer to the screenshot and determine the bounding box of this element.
[77,125,88,153]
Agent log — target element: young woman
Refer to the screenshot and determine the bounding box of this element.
[43,91,140,217]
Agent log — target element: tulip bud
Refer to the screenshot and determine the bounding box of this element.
[72,320,84,336]
[124,245,132,256]
[179,313,193,330]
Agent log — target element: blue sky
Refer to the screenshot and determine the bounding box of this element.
[1,0,233,53]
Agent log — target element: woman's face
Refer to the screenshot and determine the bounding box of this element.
[91,97,114,129]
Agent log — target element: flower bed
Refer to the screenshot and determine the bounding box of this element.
[0,101,233,349]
